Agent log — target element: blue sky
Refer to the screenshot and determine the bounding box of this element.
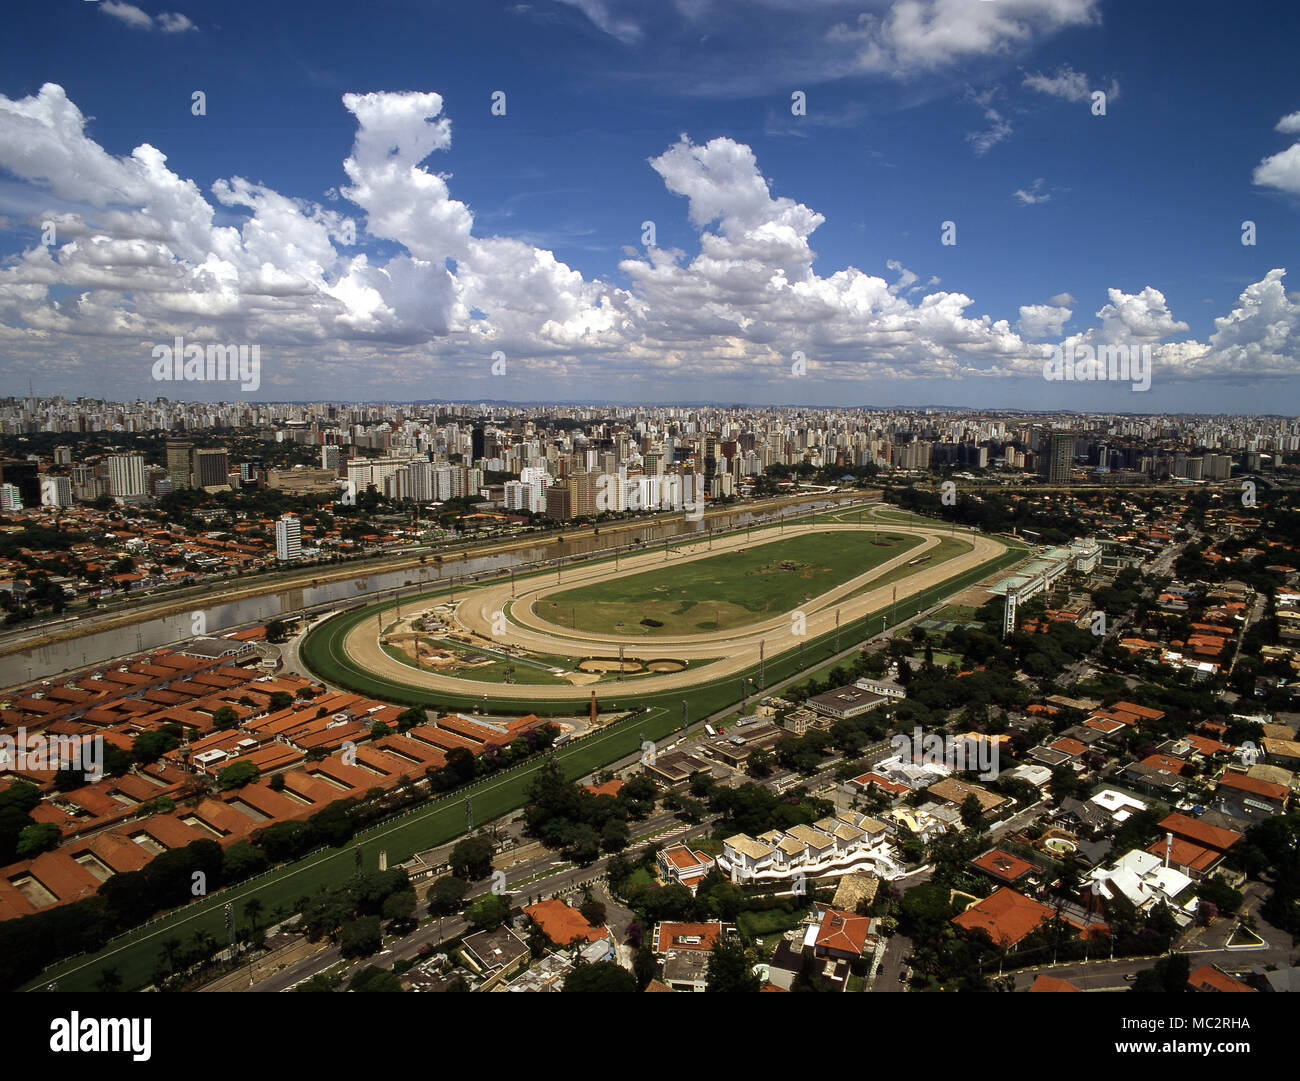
[0,0,1298,412]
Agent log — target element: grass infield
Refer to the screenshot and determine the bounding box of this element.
[542,530,924,636]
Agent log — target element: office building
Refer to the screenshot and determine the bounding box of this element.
[193,447,230,489]
[165,439,192,491]
[1042,431,1075,485]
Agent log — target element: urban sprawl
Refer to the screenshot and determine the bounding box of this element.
[0,397,1297,995]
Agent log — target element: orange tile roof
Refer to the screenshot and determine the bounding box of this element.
[1140,754,1189,775]
[972,848,1037,883]
[814,908,872,956]
[1217,771,1288,802]
[524,898,606,945]
[583,779,625,798]
[652,921,726,953]
[953,887,1055,948]
[1159,813,1242,853]
[1188,965,1255,992]
[1030,975,1080,992]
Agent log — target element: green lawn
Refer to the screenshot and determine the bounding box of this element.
[932,604,979,621]
[843,534,974,601]
[739,906,810,939]
[542,530,923,636]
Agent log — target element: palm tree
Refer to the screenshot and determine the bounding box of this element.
[160,937,182,975]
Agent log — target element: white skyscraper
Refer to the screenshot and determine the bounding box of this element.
[106,454,146,498]
[40,476,72,508]
[275,514,302,561]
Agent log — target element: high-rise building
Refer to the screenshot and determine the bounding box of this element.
[106,454,146,499]
[1042,431,1075,485]
[275,514,302,561]
[0,483,21,512]
[40,476,72,508]
[70,463,100,502]
[165,439,192,491]
[193,447,229,489]
[703,434,719,496]
[567,470,598,518]
[545,486,572,521]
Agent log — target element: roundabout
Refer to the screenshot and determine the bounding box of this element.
[302,507,1020,711]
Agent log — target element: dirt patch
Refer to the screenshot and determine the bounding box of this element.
[646,659,685,673]
[578,658,645,673]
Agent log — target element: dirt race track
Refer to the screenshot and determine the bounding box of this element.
[340,521,1008,702]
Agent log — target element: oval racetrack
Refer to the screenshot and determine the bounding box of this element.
[333,519,1008,703]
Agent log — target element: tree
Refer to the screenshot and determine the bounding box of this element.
[1130,953,1189,993]
[382,890,418,929]
[348,964,402,992]
[339,916,383,958]
[15,822,61,859]
[465,894,511,931]
[578,895,607,929]
[132,726,181,765]
[426,875,469,916]
[706,937,760,992]
[450,835,495,880]
[563,962,637,992]
[633,944,658,990]
[217,760,260,791]
[396,707,425,732]
[212,706,239,731]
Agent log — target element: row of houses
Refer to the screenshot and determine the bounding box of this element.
[718,810,903,884]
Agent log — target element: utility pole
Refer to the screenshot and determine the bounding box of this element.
[759,640,765,689]
[466,795,473,831]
